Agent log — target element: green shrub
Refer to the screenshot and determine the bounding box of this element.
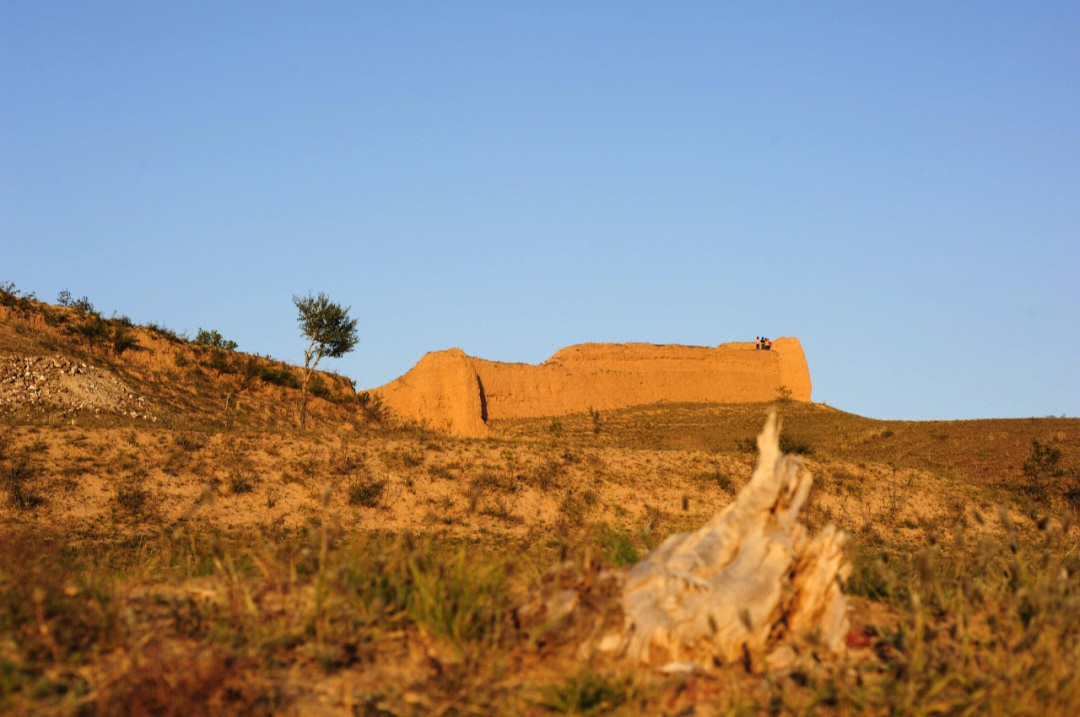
[57,290,95,315]
[258,365,300,389]
[308,375,330,399]
[1023,440,1063,483]
[110,325,139,355]
[202,349,235,374]
[357,391,388,424]
[195,328,238,351]
[69,314,109,350]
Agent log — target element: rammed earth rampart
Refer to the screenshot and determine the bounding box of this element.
[372,339,812,437]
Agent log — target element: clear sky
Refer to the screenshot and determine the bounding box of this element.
[3,2,1078,419]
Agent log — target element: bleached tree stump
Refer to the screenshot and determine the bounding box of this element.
[614,410,850,670]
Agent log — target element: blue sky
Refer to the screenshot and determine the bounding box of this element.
[3,2,1078,419]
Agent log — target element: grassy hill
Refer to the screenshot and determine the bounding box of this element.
[2,289,1079,715]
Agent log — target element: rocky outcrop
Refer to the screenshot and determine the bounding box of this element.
[373,339,811,437]
[0,353,153,419]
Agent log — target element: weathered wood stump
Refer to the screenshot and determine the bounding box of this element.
[612,410,850,670]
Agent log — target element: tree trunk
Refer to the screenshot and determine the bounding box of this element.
[299,339,320,429]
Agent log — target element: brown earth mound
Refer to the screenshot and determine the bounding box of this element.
[373,339,811,436]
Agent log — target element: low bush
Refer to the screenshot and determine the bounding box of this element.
[258,365,300,389]
[357,391,388,424]
[110,324,139,355]
[195,328,238,351]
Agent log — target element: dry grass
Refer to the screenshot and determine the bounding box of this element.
[1,297,1079,713]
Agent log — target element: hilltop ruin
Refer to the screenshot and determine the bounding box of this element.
[372,338,811,436]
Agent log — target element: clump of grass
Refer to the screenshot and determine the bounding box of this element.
[832,469,863,496]
[548,418,564,438]
[595,525,640,566]
[537,670,635,714]
[527,457,564,490]
[338,537,508,648]
[478,496,514,522]
[145,321,184,342]
[228,470,255,494]
[427,463,455,480]
[471,470,517,494]
[558,489,598,526]
[0,530,120,665]
[778,434,813,455]
[347,477,387,507]
[380,446,424,470]
[116,482,148,512]
[2,455,44,509]
[404,546,507,646]
[693,469,732,491]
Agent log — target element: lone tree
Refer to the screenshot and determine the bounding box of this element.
[293,292,358,428]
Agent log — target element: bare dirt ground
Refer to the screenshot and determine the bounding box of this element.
[2,296,1079,715]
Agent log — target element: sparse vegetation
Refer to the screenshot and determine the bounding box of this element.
[1,292,1079,714]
